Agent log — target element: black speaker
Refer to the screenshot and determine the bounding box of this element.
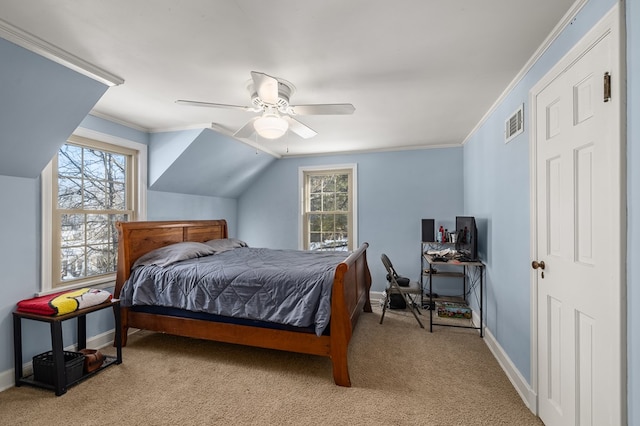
[421,219,435,242]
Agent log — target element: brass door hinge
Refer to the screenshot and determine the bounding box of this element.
[604,72,611,102]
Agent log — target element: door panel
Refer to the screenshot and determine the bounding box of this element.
[577,311,594,424]
[575,145,594,264]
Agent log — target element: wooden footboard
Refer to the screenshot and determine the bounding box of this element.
[114,220,372,386]
[329,242,372,386]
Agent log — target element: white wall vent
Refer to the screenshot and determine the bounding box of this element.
[505,104,524,143]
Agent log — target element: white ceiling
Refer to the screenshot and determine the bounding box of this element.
[1,0,576,157]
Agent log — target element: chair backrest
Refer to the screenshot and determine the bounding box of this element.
[381,253,398,281]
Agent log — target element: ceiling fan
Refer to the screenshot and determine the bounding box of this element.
[176,71,355,140]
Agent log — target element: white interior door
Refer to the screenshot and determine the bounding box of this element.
[531,8,623,426]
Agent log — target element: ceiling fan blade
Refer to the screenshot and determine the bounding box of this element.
[233,117,259,139]
[176,100,254,112]
[284,116,317,139]
[251,71,279,105]
[289,103,355,115]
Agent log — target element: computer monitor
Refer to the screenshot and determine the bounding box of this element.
[455,216,478,261]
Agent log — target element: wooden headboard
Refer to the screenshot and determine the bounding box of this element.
[114,220,228,297]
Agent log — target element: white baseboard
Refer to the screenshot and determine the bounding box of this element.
[0,328,118,393]
[483,327,537,413]
[0,366,18,393]
[370,290,385,303]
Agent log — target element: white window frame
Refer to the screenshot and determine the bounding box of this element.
[41,127,147,294]
[298,163,357,251]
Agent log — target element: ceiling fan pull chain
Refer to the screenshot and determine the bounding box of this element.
[255,132,259,155]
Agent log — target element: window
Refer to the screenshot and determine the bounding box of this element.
[300,165,357,251]
[42,133,146,292]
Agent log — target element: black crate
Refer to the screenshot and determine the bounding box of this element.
[32,351,84,386]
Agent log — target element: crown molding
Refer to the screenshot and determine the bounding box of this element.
[0,18,124,87]
[150,123,215,133]
[282,141,461,158]
[88,111,148,132]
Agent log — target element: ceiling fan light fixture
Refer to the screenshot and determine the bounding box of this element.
[254,113,289,139]
[177,71,354,140]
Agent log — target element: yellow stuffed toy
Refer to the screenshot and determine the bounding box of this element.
[50,288,112,315]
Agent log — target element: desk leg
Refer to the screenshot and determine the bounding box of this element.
[429,265,433,333]
[480,267,484,338]
[113,302,122,364]
[13,315,23,386]
[463,266,467,303]
[77,315,87,350]
[50,322,66,396]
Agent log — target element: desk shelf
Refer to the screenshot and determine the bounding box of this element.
[422,269,465,279]
[17,355,120,391]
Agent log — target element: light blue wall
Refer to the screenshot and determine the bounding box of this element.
[147,190,238,236]
[626,0,639,423]
[462,0,618,390]
[149,129,277,198]
[148,129,202,185]
[237,148,464,293]
[0,38,108,178]
[80,114,149,145]
[0,176,39,375]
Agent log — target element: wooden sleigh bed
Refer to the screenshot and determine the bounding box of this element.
[113,220,372,386]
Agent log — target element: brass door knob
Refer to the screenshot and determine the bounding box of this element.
[531,260,545,270]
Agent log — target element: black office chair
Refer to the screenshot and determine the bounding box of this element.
[380,253,424,328]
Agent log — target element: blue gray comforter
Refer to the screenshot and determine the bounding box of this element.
[120,247,349,336]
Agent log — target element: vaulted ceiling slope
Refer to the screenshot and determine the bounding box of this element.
[149,128,276,198]
[0,0,577,157]
[0,38,107,178]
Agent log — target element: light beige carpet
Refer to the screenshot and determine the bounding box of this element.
[0,306,542,425]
